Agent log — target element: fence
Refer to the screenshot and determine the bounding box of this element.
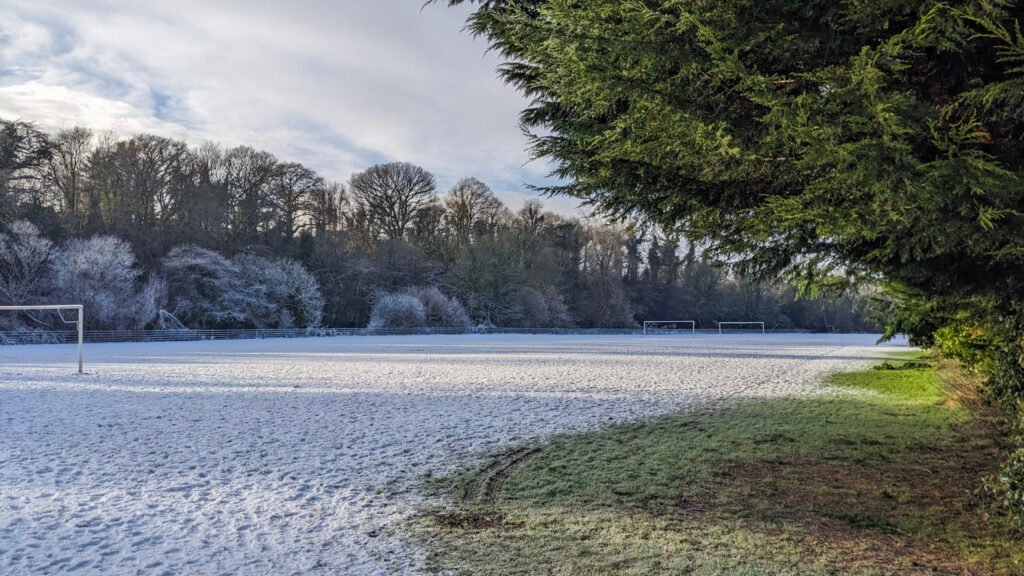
[0,327,636,345]
[0,326,822,345]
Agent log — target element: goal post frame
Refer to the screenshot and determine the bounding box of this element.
[717,321,765,335]
[643,320,696,336]
[0,305,84,373]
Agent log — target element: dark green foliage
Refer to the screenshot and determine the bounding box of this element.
[994,436,1024,531]
[445,0,1023,308]
[443,0,1024,526]
[0,120,51,228]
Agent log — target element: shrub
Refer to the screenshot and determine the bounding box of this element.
[989,421,1024,532]
[52,235,164,330]
[0,220,54,307]
[518,286,574,328]
[933,319,996,374]
[234,254,324,328]
[368,293,426,330]
[162,245,247,328]
[940,314,1024,531]
[519,287,550,327]
[403,286,471,328]
[162,247,326,329]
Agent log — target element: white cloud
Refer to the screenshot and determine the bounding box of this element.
[0,81,188,138]
[0,0,583,215]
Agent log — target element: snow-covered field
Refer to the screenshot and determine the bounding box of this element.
[0,333,904,575]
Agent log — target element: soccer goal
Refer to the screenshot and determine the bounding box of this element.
[0,305,84,373]
[643,320,696,336]
[717,321,765,335]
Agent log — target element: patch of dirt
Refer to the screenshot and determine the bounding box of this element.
[463,447,542,504]
[431,508,521,531]
[428,447,543,535]
[776,522,980,576]
[703,444,1004,575]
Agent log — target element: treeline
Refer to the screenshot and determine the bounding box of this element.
[0,119,878,331]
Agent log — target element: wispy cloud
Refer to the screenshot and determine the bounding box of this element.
[0,0,581,214]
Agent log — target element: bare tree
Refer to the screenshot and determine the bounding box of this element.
[271,162,322,238]
[349,162,437,240]
[344,202,377,248]
[516,199,546,238]
[443,177,504,248]
[307,181,346,236]
[578,223,634,327]
[224,146,278,241]
[136,135,190,225]
[44,126,93,220]
[182,142,230,244]
[86,134,190,252]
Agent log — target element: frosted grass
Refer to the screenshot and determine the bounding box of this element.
[0,333,904,575]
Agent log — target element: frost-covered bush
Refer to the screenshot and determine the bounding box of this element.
[518,287,574,328]
[368,293,426,330]
[134,275,168,330]
[0,220,54,306]
[543,289,574,328]
[402,286,471,328]
[234,254,324,328]
[162,245,248,328]
[367,286,471,329]
[51,235,164,330]
[163,246,325,329]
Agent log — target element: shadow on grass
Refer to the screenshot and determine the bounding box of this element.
[419,363,1023,575]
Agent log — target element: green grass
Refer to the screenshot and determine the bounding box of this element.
[419,358,1023,575]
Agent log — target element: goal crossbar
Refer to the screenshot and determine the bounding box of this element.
[0,305,84,373]
[717,321,765,335]
[643,320,696,336]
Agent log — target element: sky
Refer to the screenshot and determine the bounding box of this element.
[0,0,582,214]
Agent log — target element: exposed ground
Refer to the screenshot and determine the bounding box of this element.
[1,333,897,574]
[422,356,1023,575]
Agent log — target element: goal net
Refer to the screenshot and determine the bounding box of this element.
[717,321,765,335]
[0,305,84,373]
[643,320,696,336]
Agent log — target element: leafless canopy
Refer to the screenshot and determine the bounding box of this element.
[349,162,437,240]
[444,177,504,247]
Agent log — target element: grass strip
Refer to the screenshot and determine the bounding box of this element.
[420,357,1022,575]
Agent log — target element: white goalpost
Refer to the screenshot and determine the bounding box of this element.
[717,321,765,335]
[643,320,696,336]
[0,305,84,373]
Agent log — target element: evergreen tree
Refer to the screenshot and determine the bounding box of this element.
[442,0,1024,525]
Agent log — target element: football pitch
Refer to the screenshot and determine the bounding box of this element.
[0,333,903,574]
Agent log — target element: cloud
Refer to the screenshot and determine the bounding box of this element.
[0,81,189,138]
[0,0,583,214]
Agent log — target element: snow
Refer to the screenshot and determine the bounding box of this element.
[0,333,905,575]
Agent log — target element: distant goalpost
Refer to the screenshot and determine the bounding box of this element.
[717,321,765,335]
[0,305,84,373]
[642,320,696,336]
